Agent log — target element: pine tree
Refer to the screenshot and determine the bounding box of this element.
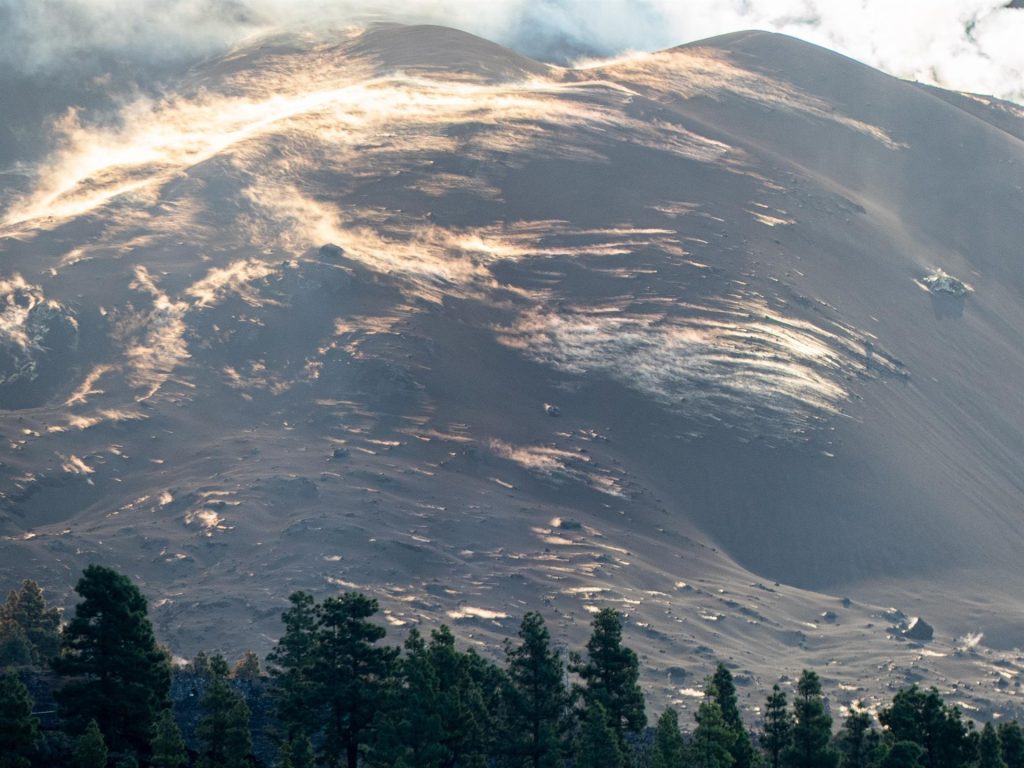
[837,704,874,768]
[981,723,1008,768]
[499,611,570,768]
[881,742,924,768]
[198,655,252,768]
[270,592,396,768]
[371,628,446,768]
[75,719,109,768]
[0,671,40,768]
[191,650,214,679]
[878,686,973,768]
[760,685,792,768]
[571,608,645,742]
[2,580,61,665]
[426,625,490,767]
[232,650,262,681]
[652,708,685,768]
[313,593,396,768]
[268,592,319,739]
[575,702,624,768]
[690,692,737,768]
[461,647,507,763]
[54,565,171,758]
[279,733,316,768]
[999,722,1024,768]
[781,671,838,768]
[713,664,756,768]
[0,621,33,668]
[151,708,188,768]
[225,697,254,768]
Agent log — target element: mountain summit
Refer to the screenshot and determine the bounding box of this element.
[1,24,1022,713]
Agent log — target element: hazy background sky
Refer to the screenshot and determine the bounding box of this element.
[0,0,1023,102]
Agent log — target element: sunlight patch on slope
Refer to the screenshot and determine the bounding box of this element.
[599,47,907,150]
[496,299,892,436]
[0,276,77,386]
[1,34,744,238]
[489,438,626,496]
[187,259,277,308]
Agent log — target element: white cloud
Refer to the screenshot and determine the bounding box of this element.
[1,1,1022,102]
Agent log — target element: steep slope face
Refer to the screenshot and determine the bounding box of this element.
[0,24,1022,714]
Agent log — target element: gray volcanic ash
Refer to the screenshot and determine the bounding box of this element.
[1,24,1023,715]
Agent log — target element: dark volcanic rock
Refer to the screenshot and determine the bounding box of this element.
[903,617,935,642]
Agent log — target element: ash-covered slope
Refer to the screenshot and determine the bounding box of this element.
[1,24,1023,715]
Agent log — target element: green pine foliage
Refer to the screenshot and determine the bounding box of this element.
[879,686,975,768]
[0,621,34,669]
[232,650,263,681]
[371,628,446,768]
[74,719,109,768]
[651,708,685,768]
[0,671,40,768]
[267,592,318,737]
[499,611,570,768]
[691,688,737,768]
[575,702,624,768]
[269,591,396,768]
[882,742,925,768]
[151,708,188,768]
[1,580,61,666]
[198,654,253,768]
[999,722,1024,768]
[279,732,316,768]
[837,703,875,768]
[54,565,171,757]
[713,664,757,768]
[12,566,1024,768]
[53,565,171,759]
[761,685,792,768]
[571,608,646,742]
[981,723,1009,768]
[782,671,838,768]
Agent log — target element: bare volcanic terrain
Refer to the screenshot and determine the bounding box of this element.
[1,24,1023,717]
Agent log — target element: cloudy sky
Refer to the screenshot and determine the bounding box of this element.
[1,0,1023,102]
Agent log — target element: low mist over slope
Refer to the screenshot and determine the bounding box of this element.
[1,24,1022,714]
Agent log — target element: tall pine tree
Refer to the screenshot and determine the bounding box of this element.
[760,685,792,768]
[2,580,61,665]
[574,702,624,768]
[279,733,316,768]
[499,612,570,768]
[74,720,109,768]
[150,708,188,768]
[651,708,685,768]
[314,593,396,768]
[571,608,645,742]
[267,591,319,740]
[371,628,446,768]
[980,723,1009,768]
[54,565,171,759]
[879,686,974,768]
[712,664,756,768]
[0,671,40,768]
[781,671,838,768]
[197,655,252,768]
[690,687,737,768]
[837,704,874,768]
[999,722,1024,768]
[270,592,396,768]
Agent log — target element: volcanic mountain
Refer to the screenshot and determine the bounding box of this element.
[1,24,1023,715]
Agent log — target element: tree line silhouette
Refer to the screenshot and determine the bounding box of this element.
[0,565,1018,768]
